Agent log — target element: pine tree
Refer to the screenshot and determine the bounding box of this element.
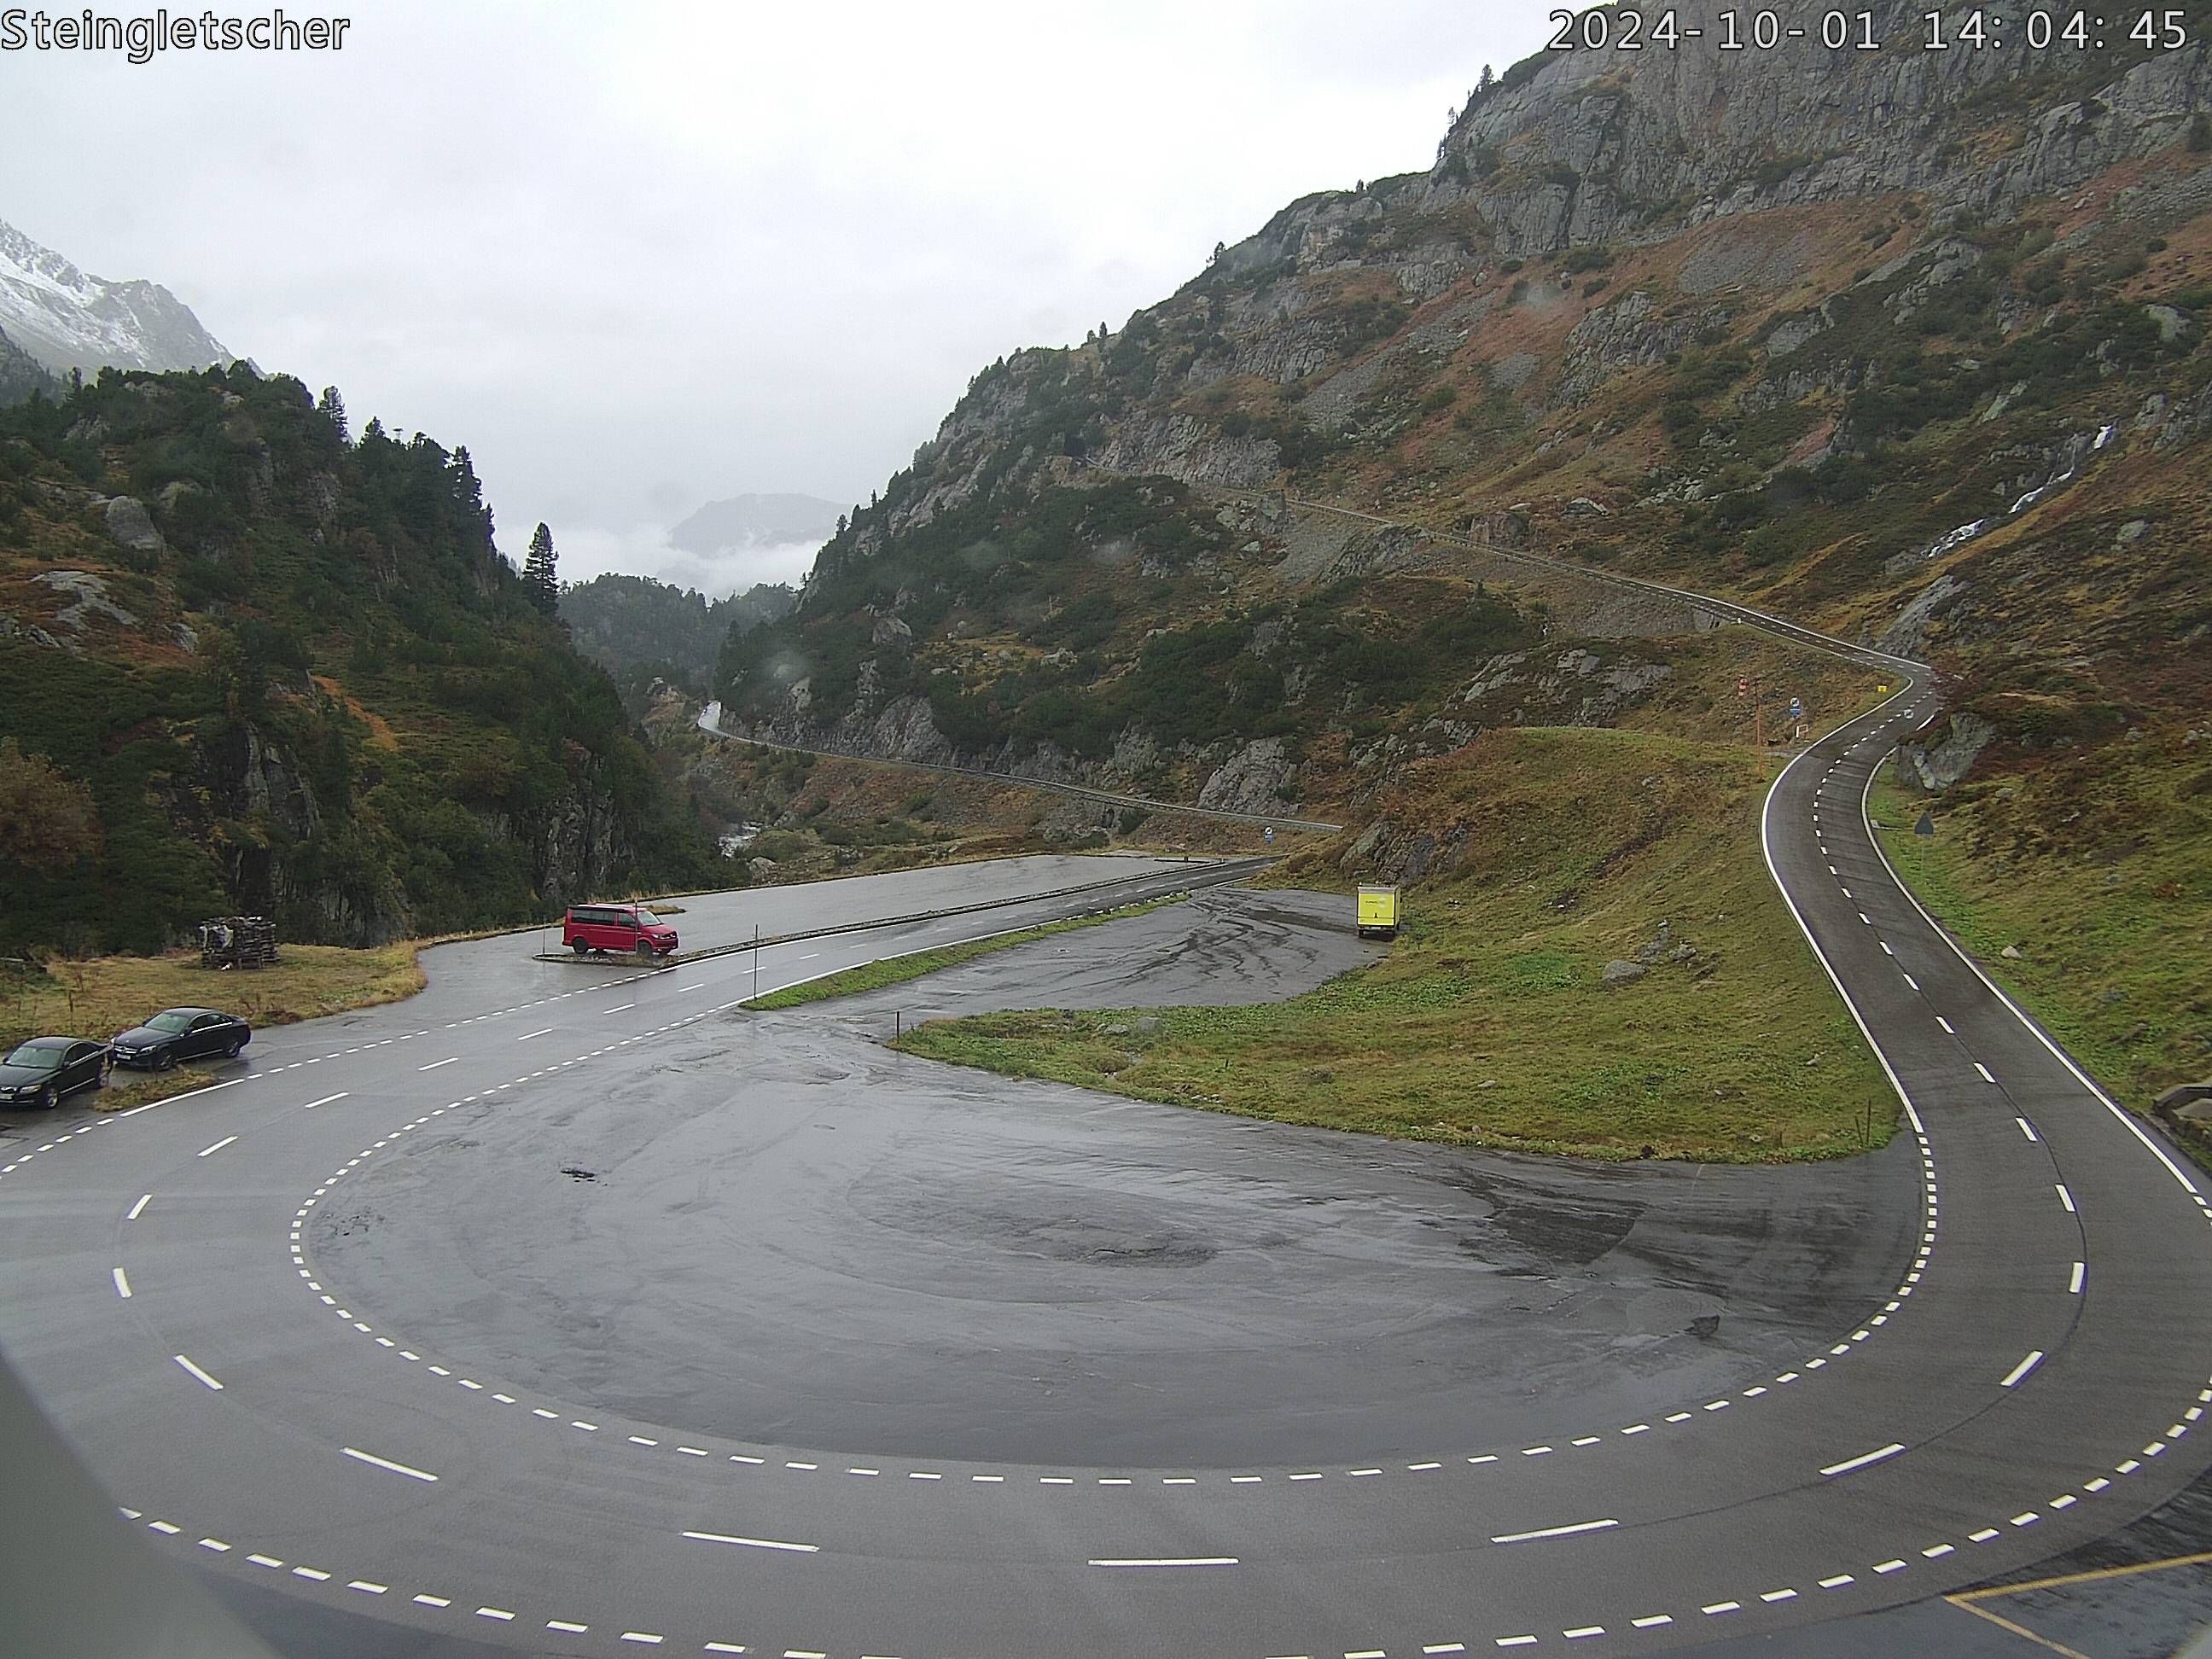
[317,385,349,443]
[1479,63,1494,91]
[523,522,559,614]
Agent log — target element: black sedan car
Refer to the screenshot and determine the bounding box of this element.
[109,1007,252,1070]
[0,1038,110,1109]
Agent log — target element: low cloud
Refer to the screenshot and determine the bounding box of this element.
[556,524,821,599]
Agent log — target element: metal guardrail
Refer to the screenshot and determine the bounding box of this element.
[696,711,1344,833]
[533,855,1277,968]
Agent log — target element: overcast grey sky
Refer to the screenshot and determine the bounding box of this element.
[2,1,1557,594]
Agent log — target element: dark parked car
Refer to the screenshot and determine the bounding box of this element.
[109,1007,252,1070]
[0,1038,110,1109]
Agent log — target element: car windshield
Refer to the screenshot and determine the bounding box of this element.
[147,1012,195,1033]
[3,1042,65,1070]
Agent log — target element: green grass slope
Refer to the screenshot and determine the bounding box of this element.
[897,726,1894,1161]
[1872,733,2212,1121]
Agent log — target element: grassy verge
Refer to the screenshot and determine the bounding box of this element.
[895,726,1895,1162]
[1,940,435,1114]
[1869,740,2212,1117]
[741,896,1184,1011]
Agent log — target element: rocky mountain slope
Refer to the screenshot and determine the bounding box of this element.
[720,3,2210,828]
[0,369,717,956]
[0,323,58,406]
[0,217,234,377]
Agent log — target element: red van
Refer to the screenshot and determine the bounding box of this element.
[562,904,679,958]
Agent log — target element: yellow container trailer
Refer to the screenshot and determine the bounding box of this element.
[1356,885,1401,940]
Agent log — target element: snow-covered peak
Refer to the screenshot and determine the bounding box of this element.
[0,216,234,377]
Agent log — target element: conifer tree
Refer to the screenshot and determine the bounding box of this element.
[317,385,348,443]
[523,521,560,614]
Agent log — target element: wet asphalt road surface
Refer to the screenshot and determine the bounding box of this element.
[308,885,1917,1470]
[3,696,2212,1659]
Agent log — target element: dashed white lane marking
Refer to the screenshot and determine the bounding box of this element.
[1491,1518,1618,1545]
[1088,1557,1239,1569]
[195,1135,237,1158]
[1937,1016,1956,1033]
[1903,973,1919,991]
[797,953,820,961]
[1974,1062,1996,1084]
[2016,1117,2039,1142]
[602,1004,635,1014]
[1879,940,1894,956]
[2000,1351,2046,1389]
[126,1192,152,1220]
[112,1266,132,1298]
[681,1531,819,1554]
[2070,1260,2086,1294]
[516,1027,555,1042]
[300,1091,350,1110]
[416,1057,457,1073]
[1819,1441,1905,1478]
[343,1446,438,1482]
[2057,1183,2078,1213]
[676,982,705,993]
[172,1353,223,1390]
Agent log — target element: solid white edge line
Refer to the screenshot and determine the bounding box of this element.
[1860,760,2205,1199]
[121,1078,242,1115]
[342,1446,439,1482]
[1761,682,1930,1144]
[1819,1441,1906,1477]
